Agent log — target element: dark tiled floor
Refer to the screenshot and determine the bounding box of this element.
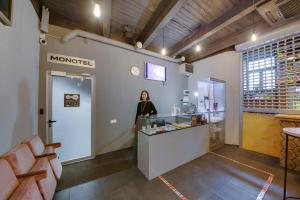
[57,148,135,191]
[54,145,300,200]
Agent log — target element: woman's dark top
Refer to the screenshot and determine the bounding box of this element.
[135,101,157,124]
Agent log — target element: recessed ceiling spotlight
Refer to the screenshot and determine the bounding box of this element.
[93,3,101,18]
[251,33,257,42]
[161,48,167,56]
[135,41,143,49]
[195,44,201,52]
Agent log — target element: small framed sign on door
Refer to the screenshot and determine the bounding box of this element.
[64,94,80,107]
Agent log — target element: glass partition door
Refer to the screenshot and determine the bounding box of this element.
[197,78,226,150]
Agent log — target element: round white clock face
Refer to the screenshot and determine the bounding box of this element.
[130,66,140,76]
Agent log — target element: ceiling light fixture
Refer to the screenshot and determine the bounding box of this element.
[195,26,201,52]
[161,48,167,56]
[161,28,167,56]
[93,3,101,18]
[135,41,143,49]
[181,56,186,62]
[195,44,201,52]
[250,0,257,42]
[251,33,257,42]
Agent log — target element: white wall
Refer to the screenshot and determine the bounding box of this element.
[188,51,240,145]
[0,0,40,154]
[39,25,187,155]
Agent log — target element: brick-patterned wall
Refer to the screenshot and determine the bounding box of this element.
[279,121,300,171]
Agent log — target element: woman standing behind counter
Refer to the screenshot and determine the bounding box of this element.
[134,90,157,160]
[135,90,157,125]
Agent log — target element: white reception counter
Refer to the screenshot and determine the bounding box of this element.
[138,124,209,180]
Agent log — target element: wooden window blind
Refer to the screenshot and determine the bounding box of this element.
[242,33,300,113]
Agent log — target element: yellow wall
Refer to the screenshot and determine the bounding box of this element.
[242,112,281,158]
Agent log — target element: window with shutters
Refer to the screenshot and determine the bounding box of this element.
[242,33,300,113]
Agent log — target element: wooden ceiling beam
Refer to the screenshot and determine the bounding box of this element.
[186,20,271,63]
[102,0,111,38]
[137,0,187,48]
[191,46,236,61]
[169,0,268,56]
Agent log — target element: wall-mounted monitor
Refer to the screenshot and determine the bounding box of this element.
[145,62,166,82]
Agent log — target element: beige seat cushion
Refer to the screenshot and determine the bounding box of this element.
[31,158,57,200]
[43,146,54,154]
[2,144,35,175]
[43,146,62,180]
[50,158,62,180]
[0,159,19,200]
[9,177,43,200]
[23,136,62,180]
[22,135,45,156]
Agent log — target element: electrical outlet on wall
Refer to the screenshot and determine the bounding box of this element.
[110,119,117,124]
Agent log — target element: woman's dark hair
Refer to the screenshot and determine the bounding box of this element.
[140,90,150,101]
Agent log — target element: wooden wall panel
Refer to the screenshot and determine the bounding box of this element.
[243,112,281,158]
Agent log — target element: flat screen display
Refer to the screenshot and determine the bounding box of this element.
[145,63,166,82]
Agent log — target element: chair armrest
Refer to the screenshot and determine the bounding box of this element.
[35,153,57,160]
[16,170,47,181]
[45,142,61,149]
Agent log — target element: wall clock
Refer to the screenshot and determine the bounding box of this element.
[130,66,140,76]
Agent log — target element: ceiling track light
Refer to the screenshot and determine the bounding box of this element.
[161,28,167,56]
[195,27,201,53]
[250,0,257,42]
[93,2,101,18]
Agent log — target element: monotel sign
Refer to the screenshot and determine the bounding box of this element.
[47,53,95,68]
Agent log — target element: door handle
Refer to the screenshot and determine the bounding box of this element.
[48,120,57,128]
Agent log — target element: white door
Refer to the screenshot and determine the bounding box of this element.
[47,71,93,164]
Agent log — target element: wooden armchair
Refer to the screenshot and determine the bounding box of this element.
[22,135,62,180]
[0,159,46,200]
[2,144,57,200]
